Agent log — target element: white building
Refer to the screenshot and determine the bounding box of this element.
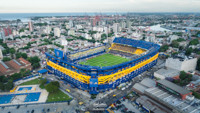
[93,33,102,41]
[76,25,83,30]
[131,32,142,40]
[145,35,156,43]
[69,20,74,28]
[84,33,92,40]
[45,25,51,34]
[126,19,132,29]
[168,35,179,44]
[12,30,19,36]
[0,31,5,40]
[0,48,3,60]
[113,23,119,33]
[154,68,180,79]
[68,29,75,36]
[103,27,108,35]
[54,28,61,37]
[28,21,33,32]
[165,57,197,72]
[120,21,126,28]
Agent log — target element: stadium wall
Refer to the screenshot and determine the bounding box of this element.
[45,38,160,94]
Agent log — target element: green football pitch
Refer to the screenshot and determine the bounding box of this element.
[79,54,130,67]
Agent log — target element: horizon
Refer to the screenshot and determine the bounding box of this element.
[1,0,200,13]
[0,12,200,14]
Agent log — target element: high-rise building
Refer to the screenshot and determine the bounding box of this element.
[126,19,132,29]
[69,20,74,28]
[28,21,33,32]
[3,28,8,36]
[45,25,51,34]
[113,23,119,33]
[7,27,12,35]
[0,48,3,60]
[54,28,61,37]
[93,16,100,26]
[0,31,5,40]
[120,21,126,28]
[12,30,19,36]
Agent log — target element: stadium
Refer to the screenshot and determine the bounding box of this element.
[45,37,160,94]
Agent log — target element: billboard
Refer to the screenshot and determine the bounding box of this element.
[54,49,63,59]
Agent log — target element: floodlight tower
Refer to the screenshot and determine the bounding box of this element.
[60,39,68,53]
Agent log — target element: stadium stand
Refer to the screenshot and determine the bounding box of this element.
[109,43,146,56]
[70,46,105,60]
[45,37,160,94]
[109,50,133,57]
[0,95,14,104]
[24,92,41,102]
[134,48,146,55]
[109,44,137,54]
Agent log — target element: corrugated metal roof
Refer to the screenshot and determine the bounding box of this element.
[157,80,191,95]
[13,59,21,66]
[0,61,9,69]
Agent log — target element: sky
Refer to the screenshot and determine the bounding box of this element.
[0,0,200,13]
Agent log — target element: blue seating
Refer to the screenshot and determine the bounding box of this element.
[18,87,32,91]
[24,92,41,102]
[0,92,41,105]
[0,95,14,104]
[113,37,156,50]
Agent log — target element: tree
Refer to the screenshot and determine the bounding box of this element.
[176,38,185,42]
[21,53,28,59]
[39,78,47,88]
[0,76,8,83]
[179,71,187,80]
[40,79,47,85]
[159,45,169,52]
[32,63,40,69]
[185,47,193,56]
[51,81,59,87]
[171,40,179,48]
[3,57,11,62]
[91,94,97,99]
[189,39,199,45]
[28,56,41,69]
[19,28,25,33]
[4,80,13,91]
[45,82,59,93]
[197,58,200,71]
[0,82,4,91]
[9,48,15,54]
[178,71,192,86]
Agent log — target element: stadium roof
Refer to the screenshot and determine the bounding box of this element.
[157,80,191,95]
[38,69,48,74]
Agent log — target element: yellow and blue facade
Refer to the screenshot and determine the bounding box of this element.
[45,37,160,94]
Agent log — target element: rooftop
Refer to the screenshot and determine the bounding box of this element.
[157,79,191,95]
[155,67,180,78]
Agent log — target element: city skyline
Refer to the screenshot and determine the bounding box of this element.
[0,0,200,13]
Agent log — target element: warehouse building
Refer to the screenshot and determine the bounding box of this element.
[0,58,32,76]
[154,67,180,79]
[156,80,192,100]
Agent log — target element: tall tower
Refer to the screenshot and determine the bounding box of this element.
[0,48,3,60]
[61,39,68,53]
